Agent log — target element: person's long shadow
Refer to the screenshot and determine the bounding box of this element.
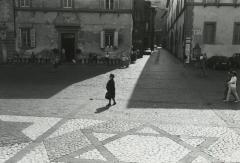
[95,105,111,114]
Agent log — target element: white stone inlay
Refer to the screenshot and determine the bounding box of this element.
[192,156,210,163]
[0,115,61,140]
[48,119,105,139]
[93,133,116,141]
[0,143,29,163]
[206,131,240,162]
[76,149,106,161]
[226,150,240,162]
[17,143,50,163]
[105,135,190,163]
[137,127,159,134]
[154,123,231,138]
[180,137,205,147]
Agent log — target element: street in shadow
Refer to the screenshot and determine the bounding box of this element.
[127,50,240,110]
[0,64,118,99]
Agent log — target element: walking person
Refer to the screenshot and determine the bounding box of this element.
[105,74,116,106]
[183,54,187,68]
[52,48,60,70]
[121,54,129,68]
[61,48,66,62]
[224,71,240,103]
[105,52,110,65]
[223,70,233,100]
[199,53,207,77]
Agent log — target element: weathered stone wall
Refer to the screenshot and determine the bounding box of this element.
[15,0,133,58]
[167,0,186,58]
[0,0,15,62]
[0,0,14,30]
[193,6,240,57]
[15,12,132,57]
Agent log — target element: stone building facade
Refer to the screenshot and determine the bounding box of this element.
[166,0,240,60]
[133,0,156,52]
[154,8,167,48]
[150,0,168,48]
[2,0,133,62]
[0,0,15,63]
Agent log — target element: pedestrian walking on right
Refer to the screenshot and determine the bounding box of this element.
[224,71,240,103]
[199,53,207,77]
[223,70,233,100]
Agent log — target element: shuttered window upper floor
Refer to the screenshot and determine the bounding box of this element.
[15,0,133,10]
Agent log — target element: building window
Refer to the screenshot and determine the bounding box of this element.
[20,0,31,7]
[106,0,114,10]
[203,22,216,44]
[19,28,36,49]
[105,30,114,47]
[233,23,240,44]
[100,30,118,49]
[21,28,31,48]
[63,0,73,8]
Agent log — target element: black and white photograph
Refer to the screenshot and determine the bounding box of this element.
[1,0,240,162]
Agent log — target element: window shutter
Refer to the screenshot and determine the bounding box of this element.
[18,28,22,48]
[30,28,36,48]
[29,0,32,7]
[103,0,106,9]
[115,0,119,9]
[61,0,63,8]
[100,31,105,48]
[72,0,75,8]
[114,31,118,48]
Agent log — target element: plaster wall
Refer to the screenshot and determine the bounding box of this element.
[192,6,240,57]
[15,11,132,57]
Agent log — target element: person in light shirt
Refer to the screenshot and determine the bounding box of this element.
[225,71,240,103]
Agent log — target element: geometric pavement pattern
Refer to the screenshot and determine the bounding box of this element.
[1,115,240,162]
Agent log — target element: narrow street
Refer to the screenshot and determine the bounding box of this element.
[1,49,240,163]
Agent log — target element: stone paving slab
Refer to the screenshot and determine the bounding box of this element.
[1,50,240,163]
[0,115,240,163]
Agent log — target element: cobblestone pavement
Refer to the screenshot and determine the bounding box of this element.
[1,50,240,163]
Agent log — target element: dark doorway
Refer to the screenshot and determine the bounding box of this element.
[61,33,75,62]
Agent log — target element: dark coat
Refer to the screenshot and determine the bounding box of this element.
[106,79,115,98]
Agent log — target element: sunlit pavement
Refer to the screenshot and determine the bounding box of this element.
[1,49,240,163]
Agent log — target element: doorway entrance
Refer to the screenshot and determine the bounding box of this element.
[61,33,75,62]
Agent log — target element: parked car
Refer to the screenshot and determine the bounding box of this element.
[144,48,152,55]
[207,56,231,70]
[229,53,240,68]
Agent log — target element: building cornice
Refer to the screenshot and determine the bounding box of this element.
[15,7,132,14]
[187,2,240,7]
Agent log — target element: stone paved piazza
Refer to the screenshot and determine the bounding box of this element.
[1,50,240,163]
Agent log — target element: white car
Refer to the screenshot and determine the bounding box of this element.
[144,48,152,55]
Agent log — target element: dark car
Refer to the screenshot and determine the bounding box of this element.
[207,56,231,70]
[229,53,240,68]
